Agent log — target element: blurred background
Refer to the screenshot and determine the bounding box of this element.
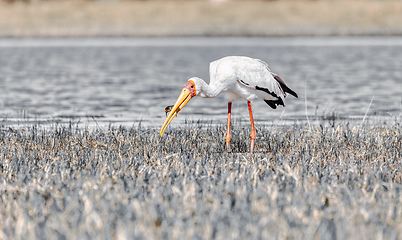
[1,0,402,37]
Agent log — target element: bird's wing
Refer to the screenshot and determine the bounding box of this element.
[235,58,286,101]
[256,58,298,98]
[209,56,297,108]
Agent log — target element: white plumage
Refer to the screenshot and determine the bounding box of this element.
[160,56,298,153]
[190,56,297,108]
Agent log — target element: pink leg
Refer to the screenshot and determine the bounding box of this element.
[248,101,256,153]
[226,102,232,152]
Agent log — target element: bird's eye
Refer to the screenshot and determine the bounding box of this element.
[191,85,194,88]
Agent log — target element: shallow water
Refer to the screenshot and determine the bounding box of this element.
[0,37,401,128]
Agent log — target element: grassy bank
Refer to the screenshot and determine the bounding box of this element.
[1,0,402,37]
[0,123,401,239]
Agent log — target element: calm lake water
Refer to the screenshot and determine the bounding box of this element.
[0,37,401,128]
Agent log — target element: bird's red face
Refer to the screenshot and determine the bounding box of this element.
[183,80,197,97]
[160,80,196,136]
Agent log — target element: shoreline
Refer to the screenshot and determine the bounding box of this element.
[1,0,402,38]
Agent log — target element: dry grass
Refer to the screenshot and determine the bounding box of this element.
[0,122,401,239]
[1,0,402,37]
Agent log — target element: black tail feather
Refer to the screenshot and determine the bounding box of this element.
[273,75,298,98]
[264,98,284,109]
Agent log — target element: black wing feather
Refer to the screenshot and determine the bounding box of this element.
[273,75,298,98]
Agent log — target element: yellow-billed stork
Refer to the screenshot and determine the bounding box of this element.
[160,56,298,153]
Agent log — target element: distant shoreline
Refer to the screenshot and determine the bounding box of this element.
[1,0,402,38]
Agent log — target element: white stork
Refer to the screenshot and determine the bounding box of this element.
[160,56,298,153]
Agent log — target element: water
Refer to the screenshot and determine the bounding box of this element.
[1,37,401,128]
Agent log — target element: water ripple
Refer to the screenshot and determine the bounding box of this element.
[1,37,401,127]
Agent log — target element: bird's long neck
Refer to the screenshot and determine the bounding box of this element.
[197,78,222,98]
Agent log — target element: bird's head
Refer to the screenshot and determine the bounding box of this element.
[159,78,199,136]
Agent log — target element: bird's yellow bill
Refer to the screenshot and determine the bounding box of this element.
[160,88,192,136]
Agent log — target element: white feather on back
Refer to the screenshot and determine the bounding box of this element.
[209,56,285,102]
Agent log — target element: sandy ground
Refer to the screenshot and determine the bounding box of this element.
[1,0,402,37]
